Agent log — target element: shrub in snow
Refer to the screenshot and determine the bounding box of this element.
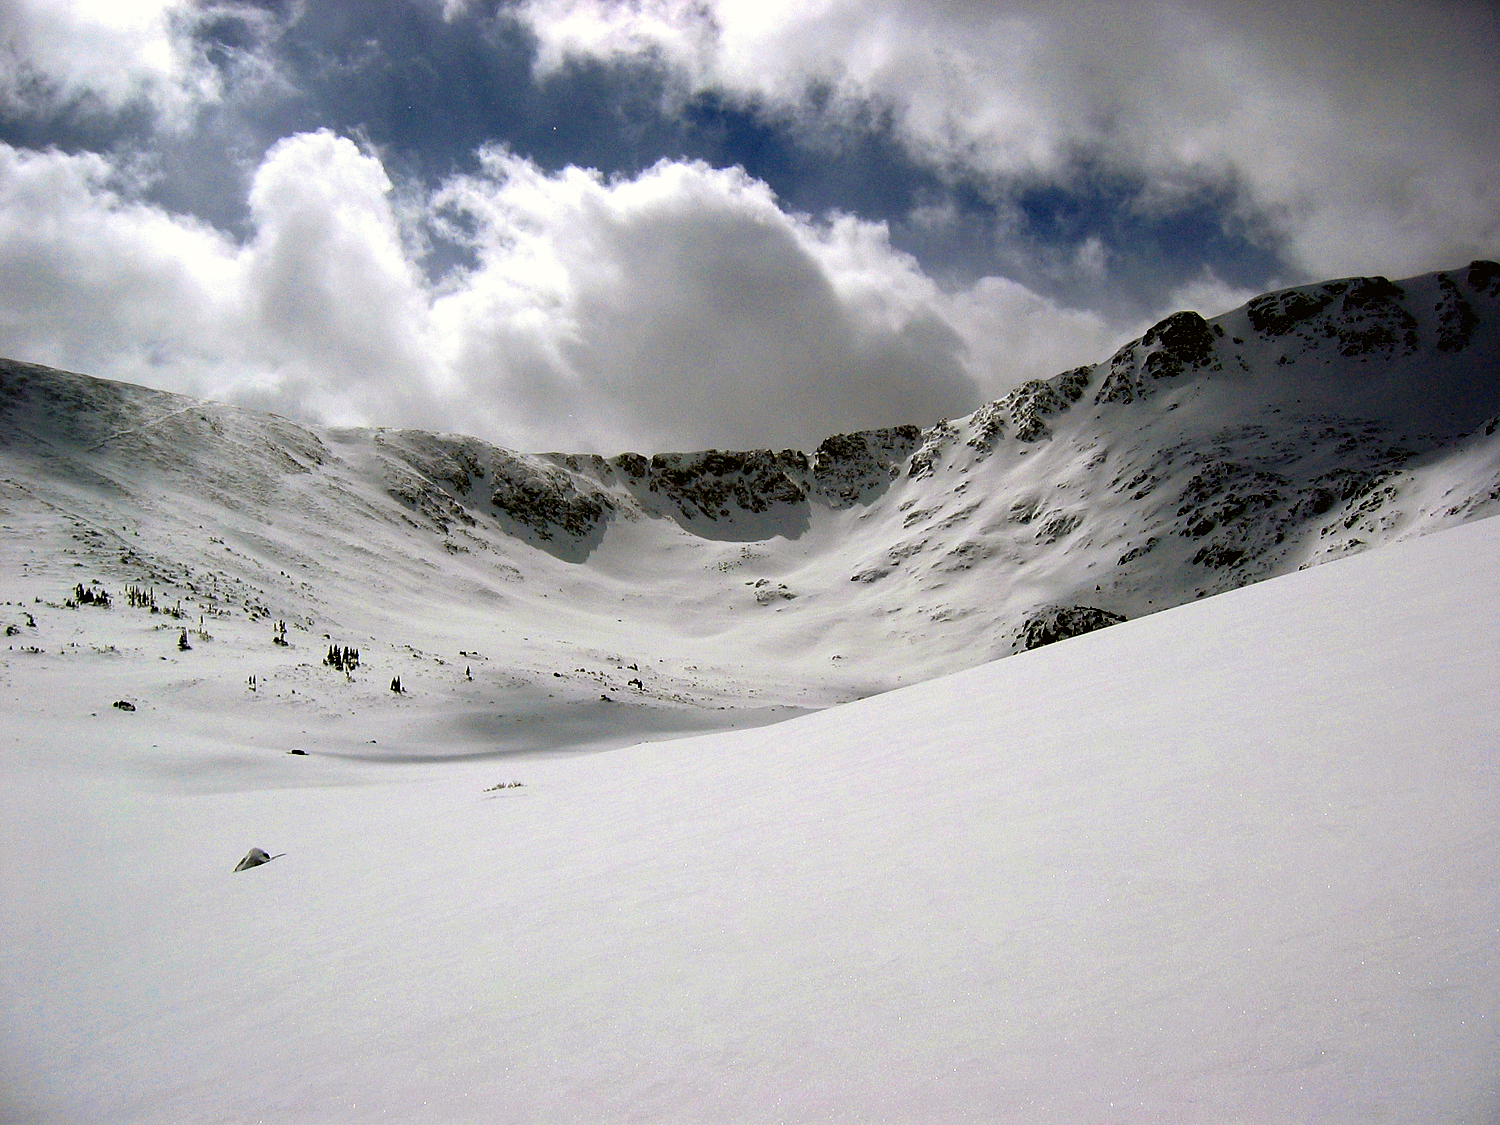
[324,644,359,672]
[68,583,111,608]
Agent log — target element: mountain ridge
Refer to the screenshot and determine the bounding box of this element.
[2,260,1498,741]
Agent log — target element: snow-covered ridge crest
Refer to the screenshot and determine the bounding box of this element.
[1,262,1499,706]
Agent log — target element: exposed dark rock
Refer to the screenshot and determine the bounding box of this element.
[1435,274,1479,352]
[812,426,922,507]
[1246,276,1418,360]
[1332,277,1419,358]
[1095,312,1218,404]
[1190,543,1247,568]
[1053,366,1092,403]
[647,448,809,520]
[1117,537,1159,565]
[1467,259,1500,298]
[973,366,1094,448]
[964,401,1008,452]
[908,421,958,480]
[1144,312,1217,368]
[1247,285,1341,336]
[749,578,797,604]
[543,452,613,479]
[1007,376,1072,441]
[1019,605,1127,651]
[610,452,650,479]
[1175,461,1290,540]
[112,699,135,711]
[1036,512,1082,543]
[489,458,613,541]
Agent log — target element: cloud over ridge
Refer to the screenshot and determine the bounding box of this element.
[0,1,1494,452]
[0,129,1123,451]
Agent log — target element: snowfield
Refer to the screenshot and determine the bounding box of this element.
[3,263,1500,1121]
[3,513,1498,1123]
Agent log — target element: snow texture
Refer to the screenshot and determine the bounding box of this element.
[1,262,1499,1121]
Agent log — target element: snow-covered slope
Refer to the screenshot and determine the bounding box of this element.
[3,508,1497,1123]
[2,262,1498,734]
[4,261,1500,1123]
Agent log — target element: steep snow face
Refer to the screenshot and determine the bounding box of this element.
[1,263,1498,726]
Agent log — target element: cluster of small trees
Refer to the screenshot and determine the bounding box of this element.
[68,583,111,608]
[324,644,359,672]
[120,584,184,617]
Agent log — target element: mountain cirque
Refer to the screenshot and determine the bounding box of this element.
[1,262,1498,739]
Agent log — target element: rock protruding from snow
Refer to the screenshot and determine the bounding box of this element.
[1018,606,1127,651]
[1435,272,1480,353]
[377,432,614,559]
[961,366,1095,459]
[488,455,614,543]
[1465,258,1499,298]
[644,449,809,521]
[1096,311,1221,405]
[907,421,959,480]
[812,426,922,508]
[1246,276,1419,360]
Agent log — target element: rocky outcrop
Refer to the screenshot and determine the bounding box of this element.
[377,434,614,555]
[1465,259,1500,299]
[1246,276,1419,360]
[812,426,922,507]
[1018,606,1127,651]
[644,449,809,521]
[1435,273,1479,352]
[908,421,959,480]
[966,366,1093,453]
[1096,311,1221,404]
[489,456,614,542]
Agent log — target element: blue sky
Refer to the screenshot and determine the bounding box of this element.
[1,0,1496,452]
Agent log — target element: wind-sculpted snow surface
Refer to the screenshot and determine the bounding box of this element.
[1,262,1499,709]
[4,502,1499,1123]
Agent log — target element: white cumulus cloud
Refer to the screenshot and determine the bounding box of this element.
[0,131,1130,452]
[0,0,288,126]
[515,0,1500,282]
